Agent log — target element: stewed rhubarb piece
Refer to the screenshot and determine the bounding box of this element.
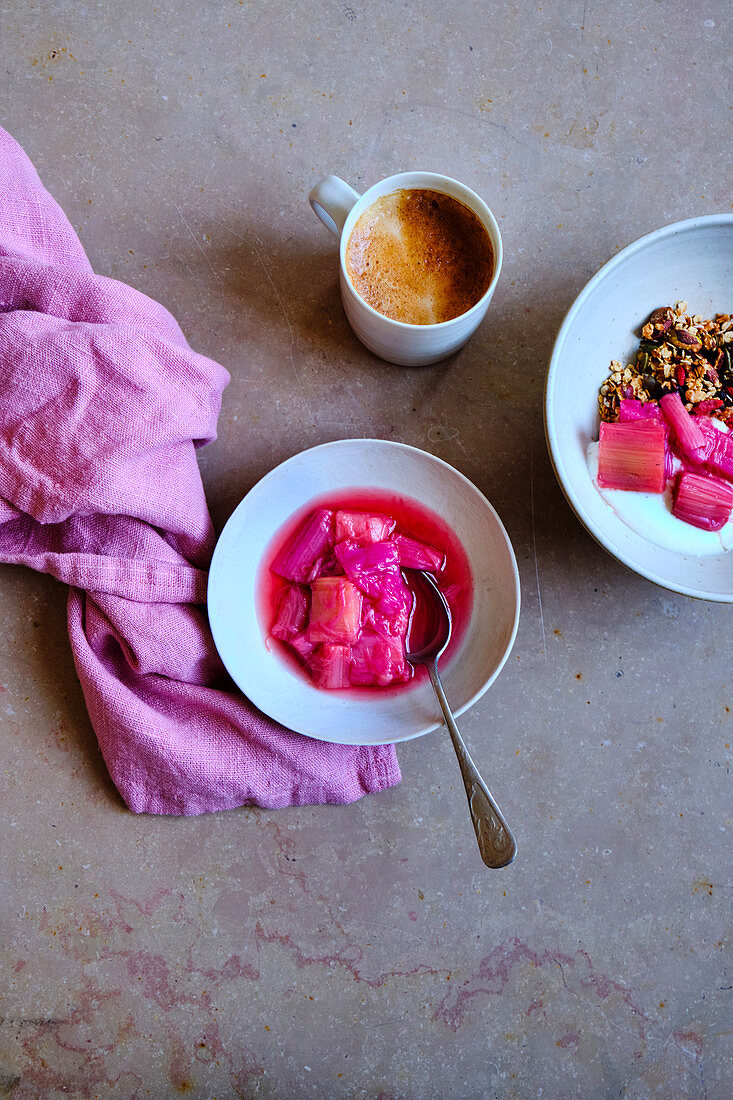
[393,534,445,572]
[270,584,309,641]
[350,632,410,687]
[270,508,334,583]
[696,419,733,482]
[618,398,663,422]
[597,420,667,493]
[308,576,363,645]
[307,644,352,689]
[659,392,711,464]
[334,539,400,601]
[334,510,395,545]
[672,472,733,532]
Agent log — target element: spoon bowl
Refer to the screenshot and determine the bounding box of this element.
[403,568,451,663]
[404,570,518,869]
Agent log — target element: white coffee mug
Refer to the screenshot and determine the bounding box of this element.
[309,171,503,366]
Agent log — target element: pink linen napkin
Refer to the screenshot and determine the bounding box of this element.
[0,126,401,814]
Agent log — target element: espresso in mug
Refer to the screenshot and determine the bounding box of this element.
[344,188,494,326]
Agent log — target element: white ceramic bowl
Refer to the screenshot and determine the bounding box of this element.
[208,440,520,744]
[545,214,733,602]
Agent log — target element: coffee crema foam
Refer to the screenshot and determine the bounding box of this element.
[345,188,494,326]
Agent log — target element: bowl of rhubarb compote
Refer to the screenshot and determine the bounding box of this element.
[546,214,733,601]
[208,440,520,745]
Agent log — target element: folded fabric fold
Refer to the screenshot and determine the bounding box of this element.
[0,126,401,813]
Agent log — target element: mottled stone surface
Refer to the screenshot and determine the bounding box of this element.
[0,2,731,1097]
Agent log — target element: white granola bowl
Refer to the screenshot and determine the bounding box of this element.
[545,214,733,602]
[208,439,520,744]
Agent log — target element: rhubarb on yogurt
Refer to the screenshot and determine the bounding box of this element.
[588,394,733,554]
[260,491,472,690]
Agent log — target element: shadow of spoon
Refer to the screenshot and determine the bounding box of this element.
[403,569,518,869]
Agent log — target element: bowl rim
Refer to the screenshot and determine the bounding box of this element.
[544,212,733,603]
[207,438,522,744]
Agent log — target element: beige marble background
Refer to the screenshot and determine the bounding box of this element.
[0,1,731,1097]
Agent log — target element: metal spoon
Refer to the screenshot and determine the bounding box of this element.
[403,570,517,869]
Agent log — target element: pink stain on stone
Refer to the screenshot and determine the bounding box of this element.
[432,936,649,1051]
[673,1030,704,1059]
[556,1032,580,1048]
[253,920,448,988]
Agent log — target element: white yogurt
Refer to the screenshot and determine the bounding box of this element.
[587,441,733,555]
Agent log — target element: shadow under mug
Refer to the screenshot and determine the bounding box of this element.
[309,171,503,367]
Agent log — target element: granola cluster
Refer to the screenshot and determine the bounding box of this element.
[598,303,733,425]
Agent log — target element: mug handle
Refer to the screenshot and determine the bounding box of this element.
[309,175,361,238]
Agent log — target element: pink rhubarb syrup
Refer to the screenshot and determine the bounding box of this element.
[257,488,473,695]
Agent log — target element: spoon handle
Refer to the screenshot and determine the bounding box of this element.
[429,664,517,869]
